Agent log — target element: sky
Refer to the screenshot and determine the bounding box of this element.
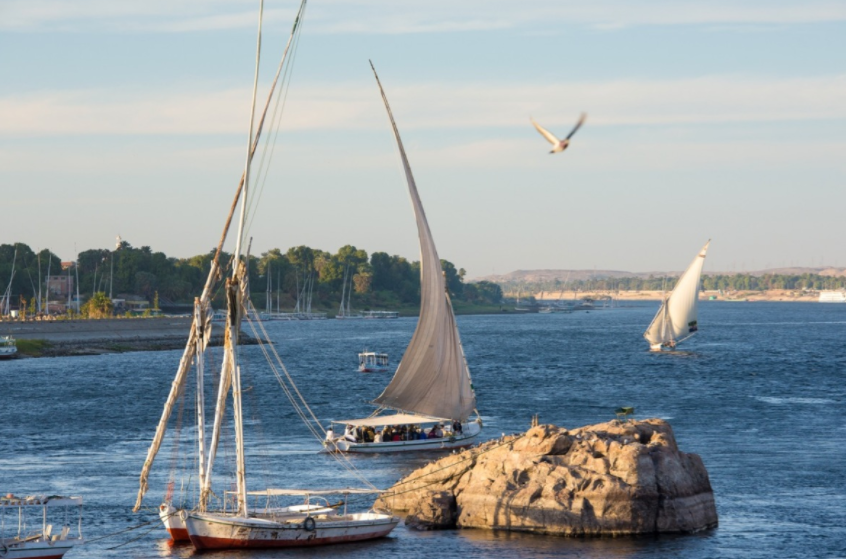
[2,0,845,278]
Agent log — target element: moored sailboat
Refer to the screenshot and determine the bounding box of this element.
[133,0,398,550]
[644,241,710,351]
[326,62,482,453]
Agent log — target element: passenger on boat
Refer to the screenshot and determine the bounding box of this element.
[374,431,382,443]
[344,426,357,442]
[453,421,463,434]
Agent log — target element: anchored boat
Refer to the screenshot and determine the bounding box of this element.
[133,0,398,550]
[644,241,710,351]
[0,495,83,559]
[325,63,482,454]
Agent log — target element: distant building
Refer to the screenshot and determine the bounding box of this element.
[819,291,846,303]
[46,274,74,298]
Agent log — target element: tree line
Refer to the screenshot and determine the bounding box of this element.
[500,273,846,296]
[0,242,503,314]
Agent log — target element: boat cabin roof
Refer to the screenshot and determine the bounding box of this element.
[331,412,448,427]
[0,495,82,508]
[358,352,388,358]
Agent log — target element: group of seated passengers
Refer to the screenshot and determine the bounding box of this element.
[342,422,464,443]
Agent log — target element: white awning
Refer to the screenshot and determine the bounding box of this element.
[331,413,447,428]
[0,496,83,509]
[243,488,382,496]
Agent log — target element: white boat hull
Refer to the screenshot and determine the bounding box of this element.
[0,538,80,559]
[183,511,398,550]
[329,422,481,453]
[160,502,340,543]
[160,503,189,542]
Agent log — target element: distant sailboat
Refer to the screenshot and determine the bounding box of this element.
[644,241,710,351]
[326,62,481,453]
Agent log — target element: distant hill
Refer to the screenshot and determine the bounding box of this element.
[473,267,846,284]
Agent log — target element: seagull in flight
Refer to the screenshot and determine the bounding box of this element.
[531,113,587,154]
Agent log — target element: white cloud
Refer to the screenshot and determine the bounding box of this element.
[2,75,845,137]
[3,0,845,33]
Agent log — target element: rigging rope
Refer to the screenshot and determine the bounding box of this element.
[244,0,309,240]
[243,301,378,490]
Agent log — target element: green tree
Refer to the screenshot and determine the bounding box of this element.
[82,292,113,319]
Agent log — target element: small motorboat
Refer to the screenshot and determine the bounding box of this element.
[358,352,389,373]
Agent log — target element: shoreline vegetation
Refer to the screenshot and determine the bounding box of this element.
[529,289,832,303]
[0,241,503,319]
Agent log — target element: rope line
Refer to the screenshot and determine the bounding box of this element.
[244,1,307,236]
[243,0,309,240]
[243,301,378,490]
[83,511,175,544]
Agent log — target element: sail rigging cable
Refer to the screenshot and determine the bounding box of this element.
[244,0,309,239]
[243,302,378,490]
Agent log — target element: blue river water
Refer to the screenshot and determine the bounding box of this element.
[1,301,844,558]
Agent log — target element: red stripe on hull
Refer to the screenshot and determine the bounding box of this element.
[189,527,396,550]
[167,528,191,542]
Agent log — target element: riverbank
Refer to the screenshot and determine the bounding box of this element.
[2,317,260,358]
[533,289,824,303]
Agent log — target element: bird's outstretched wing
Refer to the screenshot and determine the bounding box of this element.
[565,113,587,140]
[531,118,560,146]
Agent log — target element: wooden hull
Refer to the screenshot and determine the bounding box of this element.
[184,511,398,550]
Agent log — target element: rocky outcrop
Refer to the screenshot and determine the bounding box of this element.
[376,419,717,536]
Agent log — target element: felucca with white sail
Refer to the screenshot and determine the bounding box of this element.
[133,0,398,550]
[326,63,482,453]
[644,241,710,351]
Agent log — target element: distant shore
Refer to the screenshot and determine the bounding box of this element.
[532,289,825,303]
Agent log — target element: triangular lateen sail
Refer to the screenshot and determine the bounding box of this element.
[644,240,710,347]
[369,61,476,422]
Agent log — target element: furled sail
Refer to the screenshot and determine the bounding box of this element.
[370,62,476,421]
[644,241,710,346]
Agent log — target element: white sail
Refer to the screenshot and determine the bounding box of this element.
[370,63,476,422]
[644,240,710,347]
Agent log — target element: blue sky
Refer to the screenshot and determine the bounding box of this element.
[2,1,845,277]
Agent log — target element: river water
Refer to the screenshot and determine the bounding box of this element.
[1,302,844,558]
